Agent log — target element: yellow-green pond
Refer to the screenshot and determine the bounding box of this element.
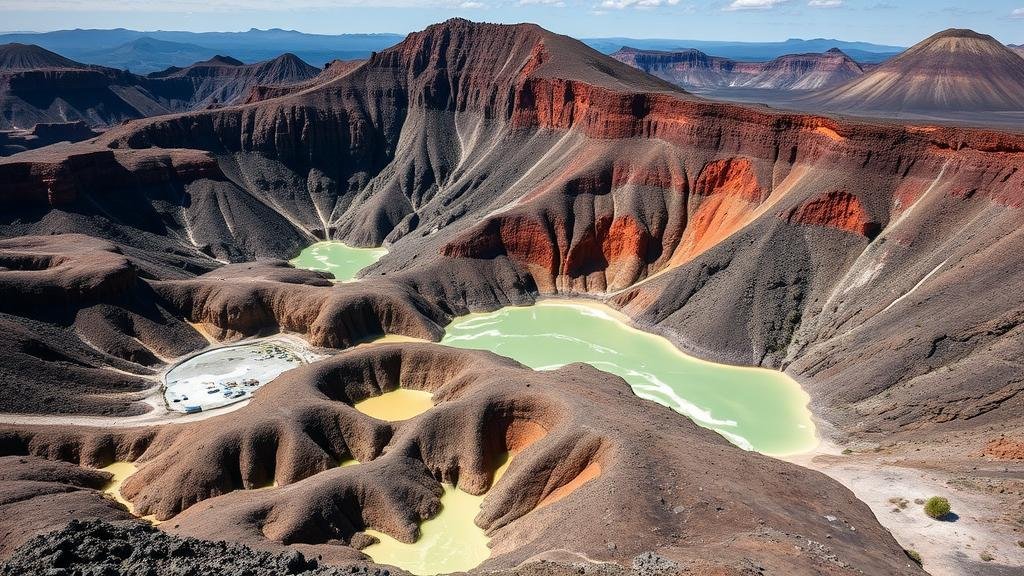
[290,243,817,455]
[289,241,387,281]
[286,243,817,575]
[442,301,817,457]
[361,455,511,576]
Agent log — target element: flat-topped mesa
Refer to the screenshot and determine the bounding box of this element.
[612,45,863,91]
[0,147,223,208]
[927,28,996,41]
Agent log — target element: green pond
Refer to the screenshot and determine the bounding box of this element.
[290,241,387,281]
[441,300,817,456]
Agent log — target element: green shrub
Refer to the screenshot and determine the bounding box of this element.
[904,549,922,566]
[924,496,951,519]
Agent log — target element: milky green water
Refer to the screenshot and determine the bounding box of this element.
[441,300,817,457]
[289,241,387,281]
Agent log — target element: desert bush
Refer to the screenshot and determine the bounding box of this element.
[904,549,922,566]
[923,496,951,519]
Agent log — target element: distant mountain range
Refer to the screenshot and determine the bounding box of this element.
[0,28,404,72]
[0,29,906,74]
[0,43,324,132]
[612,46,865,92]
[84,37,220,74]
[584,36,905,63]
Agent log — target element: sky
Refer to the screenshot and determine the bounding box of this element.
[3,1,1024,46]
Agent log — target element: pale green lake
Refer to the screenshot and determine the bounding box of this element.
[441,300,817,457]
[290,241,387,281]
[292,244,817,572]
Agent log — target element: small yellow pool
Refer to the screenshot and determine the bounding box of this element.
[100,461,158,524]
[362,455,512,575]
[354,388,434,421]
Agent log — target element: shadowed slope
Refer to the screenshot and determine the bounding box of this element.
[146,53,321,109]
[0,43,88,72]
[0,45,323,130]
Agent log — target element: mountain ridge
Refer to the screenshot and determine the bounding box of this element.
[807,27,1024,114]
[0,19,1021,574]
[612,45,864,91]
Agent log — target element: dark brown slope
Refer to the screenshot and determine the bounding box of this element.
[146,53,321,109]
[0,456,132,558]
[0,345,922,575]
[0,43,87,72]
[612,46,863,91]
[1,18,1022,439]
[0,18,1019,570]
[0,45,321,131]
[808,28,1024,114]
[0,44,162,130]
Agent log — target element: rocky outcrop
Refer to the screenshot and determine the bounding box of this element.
[782,190,879,238]
[0,456,133,558]
[152,261,447,347]
[0,121,100,157]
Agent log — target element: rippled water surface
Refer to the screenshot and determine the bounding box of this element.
[290,241,386,281]
[441,300,817,456]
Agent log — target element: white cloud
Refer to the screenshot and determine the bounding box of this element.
[724,0,787,11]
[600,0,681,9]
[808,0,842,6]
[0,0,488,10]
[1012,8,1024,19]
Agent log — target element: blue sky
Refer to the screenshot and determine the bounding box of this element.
[3,1,1024,45]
